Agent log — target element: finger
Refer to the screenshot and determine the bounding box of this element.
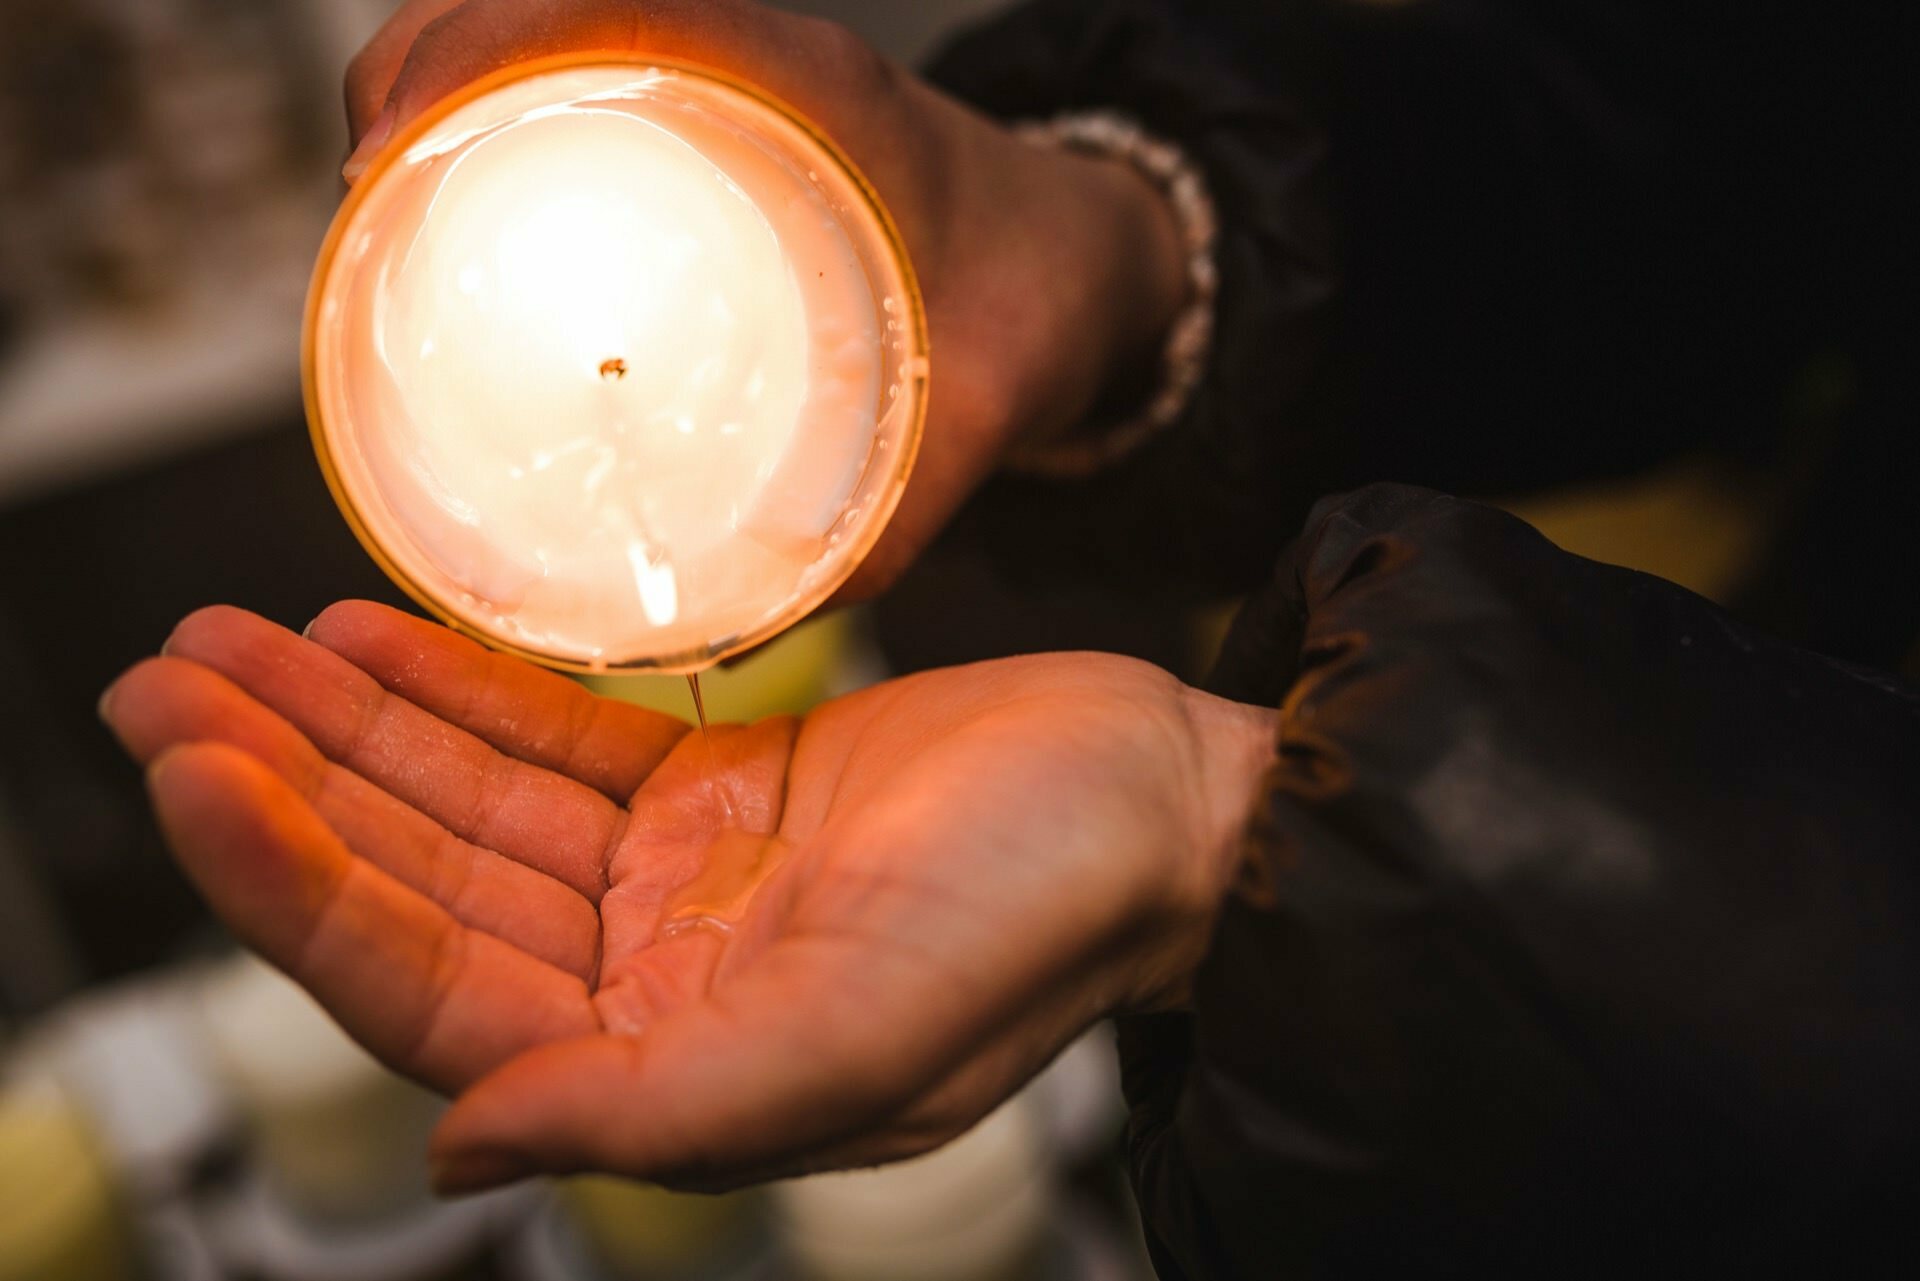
[149,743,599,1092]
[429,928,972,1191]
[104,656,598,978]
[374,0,868,150]
[344,0,470,141]
[304,601,687,803]
[163,606,626,900]
[376,0,726,136]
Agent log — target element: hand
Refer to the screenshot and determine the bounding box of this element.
[336,0,1188,597]
[101,601,1272,1191]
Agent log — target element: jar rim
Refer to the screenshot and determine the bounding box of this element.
[301,52,929,674]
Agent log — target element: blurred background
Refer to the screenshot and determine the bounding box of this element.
[0,2,1912,1279]
[0,5,1146,1279]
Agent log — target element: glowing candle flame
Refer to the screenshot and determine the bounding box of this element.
[306,61,928,671]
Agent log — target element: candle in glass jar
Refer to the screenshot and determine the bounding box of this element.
[306,59,926,671]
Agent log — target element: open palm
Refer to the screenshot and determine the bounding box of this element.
[103,602,1268,1191]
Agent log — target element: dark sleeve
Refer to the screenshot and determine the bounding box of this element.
[1118,483,1920,1278]
[923,1,1916,600]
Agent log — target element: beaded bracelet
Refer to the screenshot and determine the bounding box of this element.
[1006,111,1220,477]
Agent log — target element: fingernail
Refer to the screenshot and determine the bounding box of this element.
[430,1148,536,1197]
[146,746,185,788]
[97,680,119,724]
[342,106,396,185]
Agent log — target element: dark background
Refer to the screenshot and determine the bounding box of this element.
[1,0,1911,1038]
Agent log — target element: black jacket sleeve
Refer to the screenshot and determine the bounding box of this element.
[1118,483,1920,1277]
[924,1,1916,602]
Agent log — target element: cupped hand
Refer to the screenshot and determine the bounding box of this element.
[336,0,1187,597]
[101,602,1271,1191]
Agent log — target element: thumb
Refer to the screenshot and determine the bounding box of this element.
[428,933,967,1193]
[343,0,874,184]
[362,0,750,147]
[343,0,469,143]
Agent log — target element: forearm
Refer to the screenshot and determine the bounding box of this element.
[846,72,1190,591]
[924,0,1337,599]
[979,133,1190,453]
[1133,682,1278,1013]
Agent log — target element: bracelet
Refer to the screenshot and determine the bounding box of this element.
[1006,110,1220,477]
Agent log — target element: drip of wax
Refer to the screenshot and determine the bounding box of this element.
[661,828,794,938]
[656,671,788,937]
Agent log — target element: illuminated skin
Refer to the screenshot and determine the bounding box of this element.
[97,0,1227,1193]
[339,0,1191,599]
[101,602,1274,1191]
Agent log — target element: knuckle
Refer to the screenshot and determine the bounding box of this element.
[113,655,176,699]
[801,16,893,99]
[343,47,377,94]
[343,49,387,118]
[410,4,472,51]
[303,599,359,645]
[166,603,243,653]
[390,5,497,103]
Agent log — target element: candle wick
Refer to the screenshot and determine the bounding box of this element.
[599,357,629,382]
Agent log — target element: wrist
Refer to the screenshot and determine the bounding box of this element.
[823,77,1192,594]
[1184,688,1281,908]
[1123,686,1276,1014]
[909,90,1189,461]
[995,139,1191,450]
[1006,114,1216,474]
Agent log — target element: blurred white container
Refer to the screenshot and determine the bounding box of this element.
[191,952,532,1281]
[193,952,440,1222]
[0,1067,137,1281]
[509,1178,775,1281]
[30,970,232,1196]
[775,1098,1055,1281]
[1028,1027,1125,1168]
